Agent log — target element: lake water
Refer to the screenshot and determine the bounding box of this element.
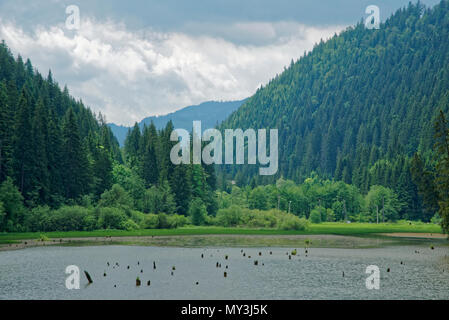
[0,245,448,299]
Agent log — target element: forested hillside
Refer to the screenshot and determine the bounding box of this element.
[0,41,121,230]
[219,1,449,221]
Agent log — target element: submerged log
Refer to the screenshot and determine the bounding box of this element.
[84,271,93,284]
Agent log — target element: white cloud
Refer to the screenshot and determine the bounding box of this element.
[0,18,344,125]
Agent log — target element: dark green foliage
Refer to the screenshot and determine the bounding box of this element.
[0,40,121,217]
[219,1,449,222]
[0,177,25,231]
[189,198,207,226]
[413,110,449,232]
[122,121,218,216]
[98,184,133,210]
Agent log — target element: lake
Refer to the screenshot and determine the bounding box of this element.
[0,244,448,299]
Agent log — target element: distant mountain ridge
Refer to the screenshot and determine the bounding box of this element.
[109,99,246,146]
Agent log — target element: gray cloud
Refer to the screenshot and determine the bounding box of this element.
[2,0,439,125]
[0,18,343,125]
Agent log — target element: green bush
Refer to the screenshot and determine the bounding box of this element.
[214,206,308,230]
[0,177,26,232]
[189,198,207,226]
[326,208,335,222]
[243,209,277,228]
[166,214,189,228]
[278,214,309,231]
[98,184,133,209]
[309,208,322,224]
[142,213,188,229]
[129,210,146,226]
[216,205,242,227]
[143,214,159,229]
[431,213,442,225]
[0,201,4,222]
[97,207,127,229]
[121,219,140,231]
[50,206,95,231]
[24,206,51,232]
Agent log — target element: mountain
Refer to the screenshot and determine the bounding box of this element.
[109,99,246,146]
[0,40,121,211]
[219,1,449,220]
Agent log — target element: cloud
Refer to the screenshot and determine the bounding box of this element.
[0,18,344,125]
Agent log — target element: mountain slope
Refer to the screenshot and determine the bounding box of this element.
[109,100,246,146]
[0,40,121,212]
[219,1,449,219]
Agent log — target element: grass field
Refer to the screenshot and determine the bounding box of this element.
[0,222,444,243]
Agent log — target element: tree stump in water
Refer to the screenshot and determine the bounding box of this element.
[84,271,93,284]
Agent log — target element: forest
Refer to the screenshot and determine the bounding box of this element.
[0,1,448,234]
[219,1,449,229]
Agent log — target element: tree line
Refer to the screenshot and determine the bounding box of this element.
[1,1,448,233]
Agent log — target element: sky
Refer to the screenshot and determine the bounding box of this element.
[0,0,441,125]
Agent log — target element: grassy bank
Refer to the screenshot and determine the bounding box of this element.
[0,222,443,242]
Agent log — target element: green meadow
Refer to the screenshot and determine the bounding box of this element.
[0,222,443,243]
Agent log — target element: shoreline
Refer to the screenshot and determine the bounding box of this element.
[1,232,447,252]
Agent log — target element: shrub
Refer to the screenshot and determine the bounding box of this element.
[326,208,335,222]
[82,214,97,231]
[431,213,442,225]
[98,184,133,209]
[278,214,309,231]
[142,213,189,229]
[309,208,322,224]
[143,214,159,229]
[244,209,277,228]
[166,214,189,228]
[121,219,140,231]
[216,205,242,227]
[97,207,127,230]
[189,198,207,226]
[50,206,94,231]
[24,206,52,232]
[129,210,146,226]
[0,177,26,232]
[248,187,268,210]
[142,183,176,214]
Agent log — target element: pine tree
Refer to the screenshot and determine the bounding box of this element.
[62,108,91,199]
[30,98,50,204]
[434,110,449,232]
[124,123,141,167]
[0,80,13,182]
[170,164,191,215]
[141,122,158,187]
[12,88,33,197]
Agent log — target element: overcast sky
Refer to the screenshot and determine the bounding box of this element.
[0,0,441,125]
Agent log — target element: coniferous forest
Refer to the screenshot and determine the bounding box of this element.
[0,1,448,234]
[219,1,449,229]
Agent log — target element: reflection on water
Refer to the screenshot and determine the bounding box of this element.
[0,245,448,299]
